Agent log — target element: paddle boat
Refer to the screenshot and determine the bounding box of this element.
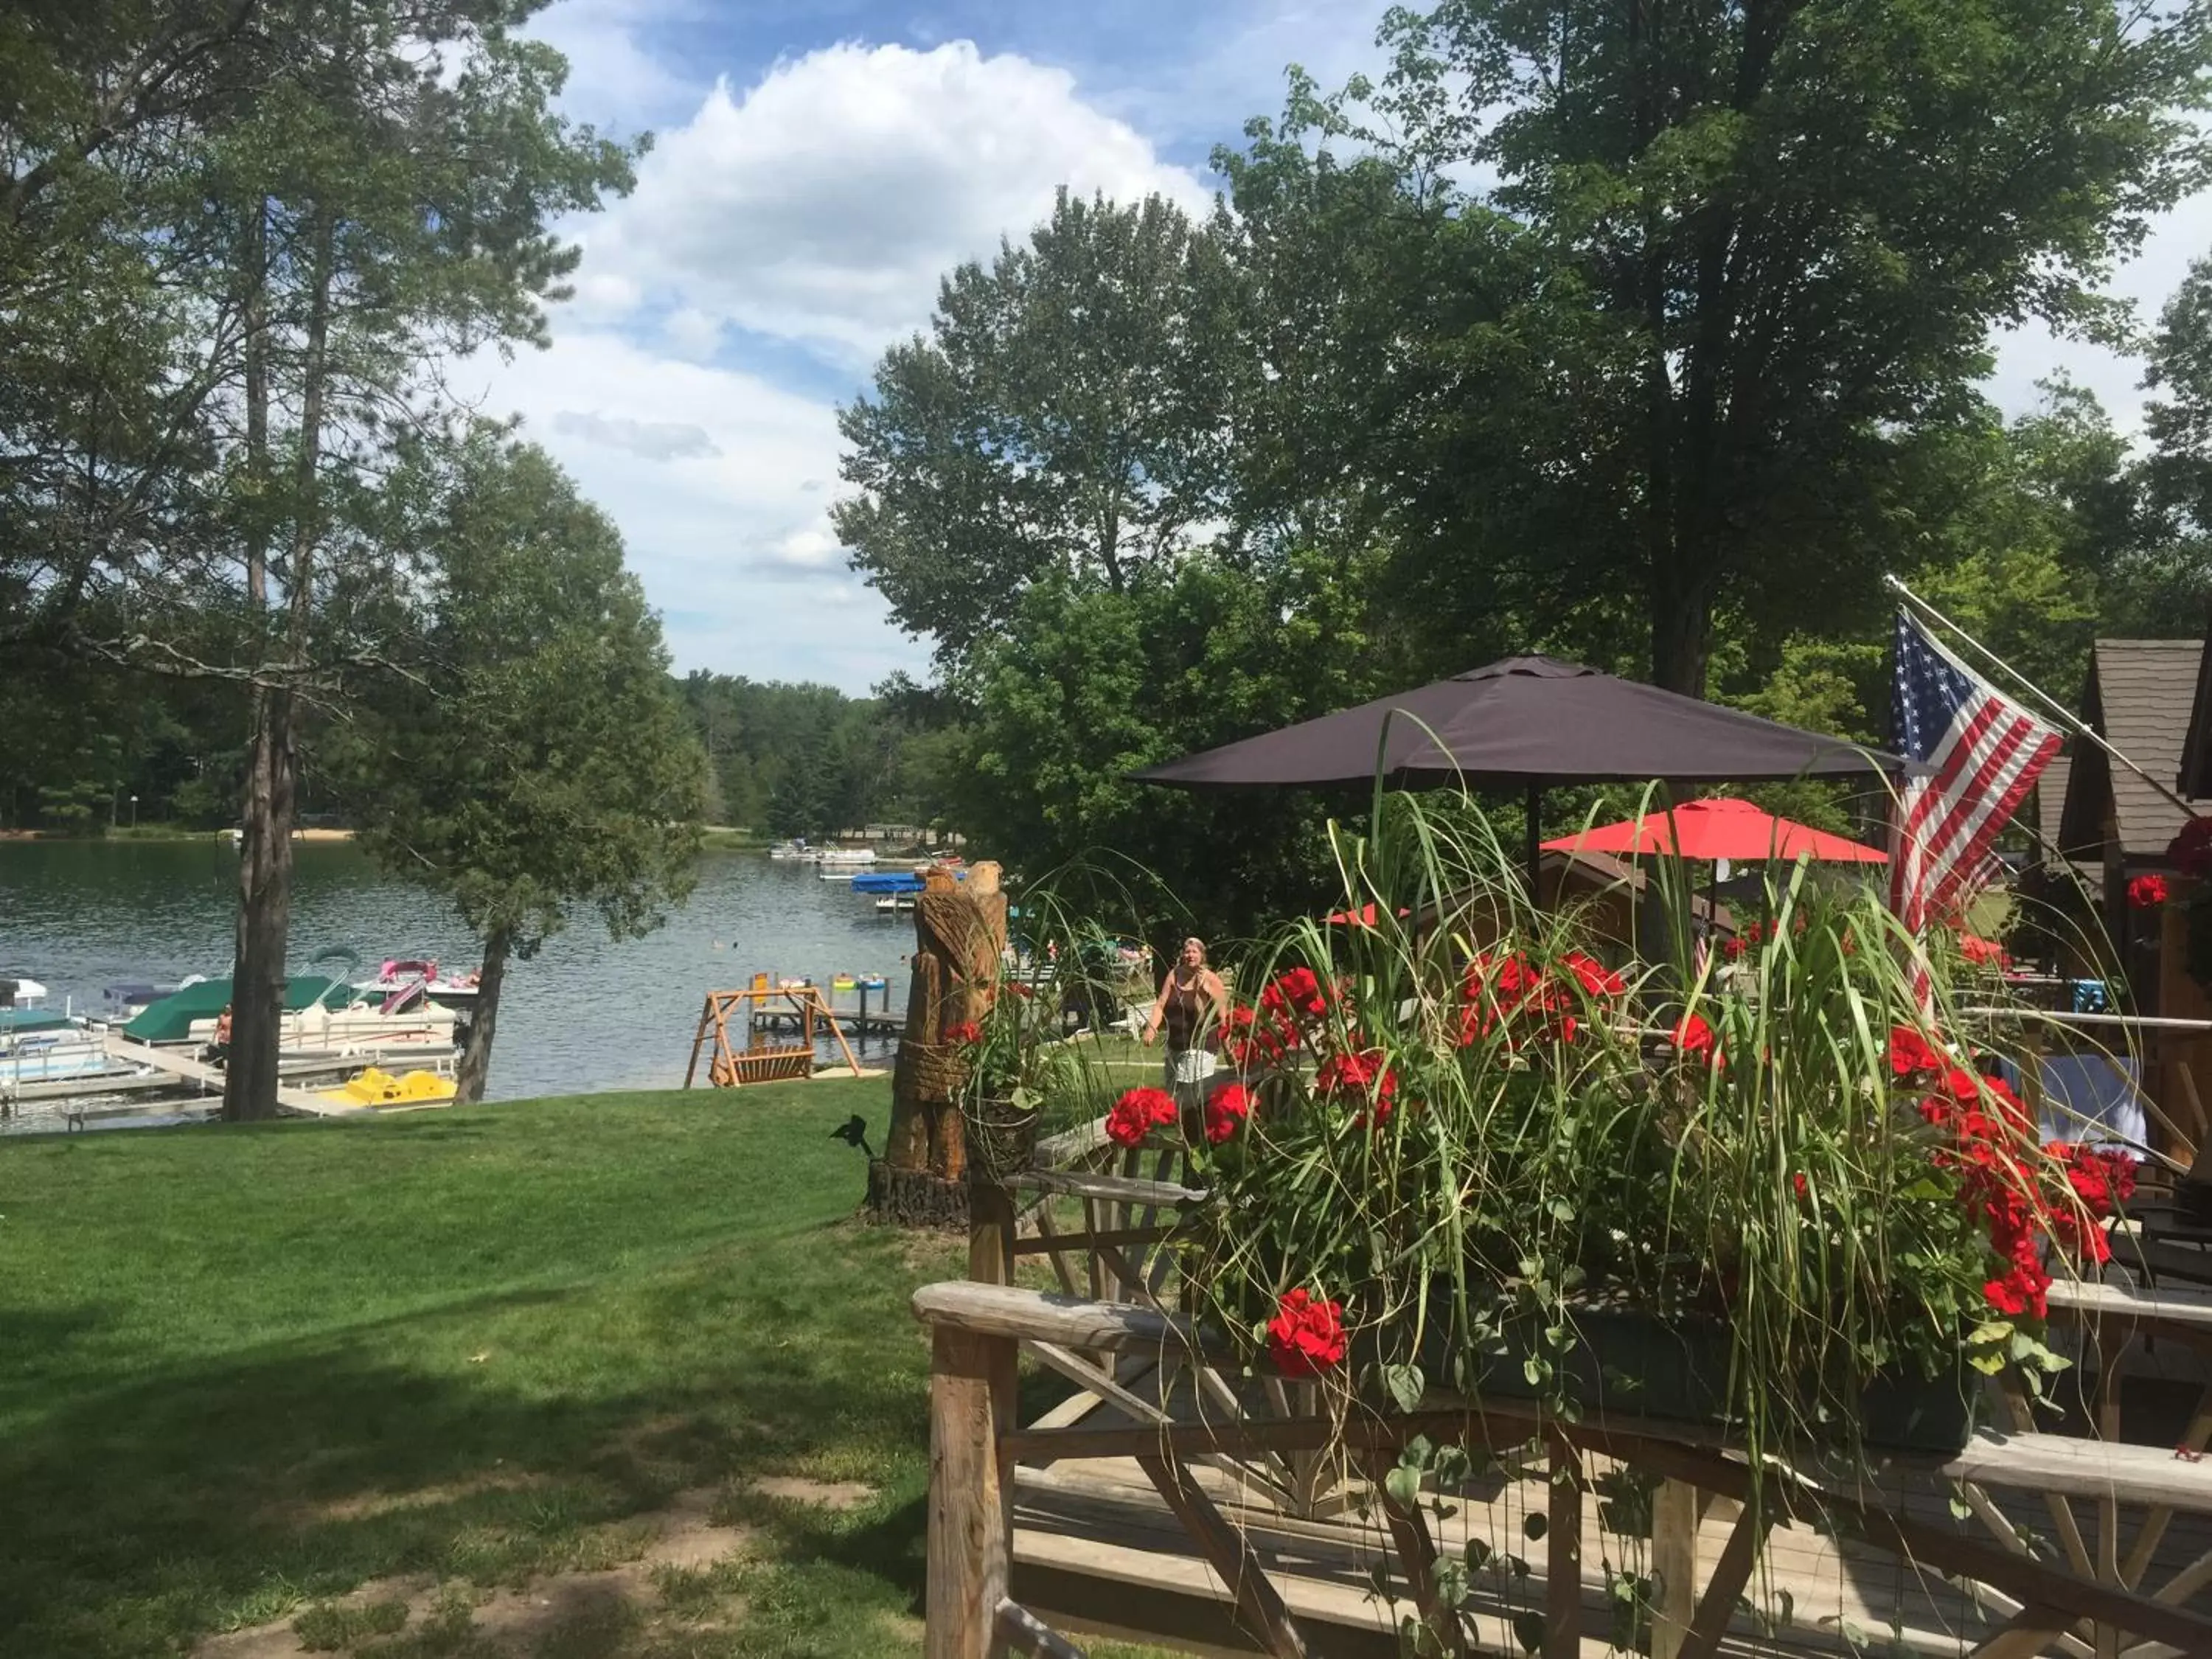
[318,1065,456,1108]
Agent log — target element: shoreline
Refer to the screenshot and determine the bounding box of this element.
[0,827,358,843]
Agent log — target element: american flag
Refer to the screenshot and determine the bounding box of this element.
[1889,611,2062,959]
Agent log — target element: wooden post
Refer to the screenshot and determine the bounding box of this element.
[1544,1427,1583,1659]
[969,1179,1015,1287]
[1650,1478,1700,1659]
[926,1324,1016,1659]
[874,861,1009,1226]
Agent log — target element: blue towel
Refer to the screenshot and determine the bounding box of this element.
[1995,1053,2148,1150]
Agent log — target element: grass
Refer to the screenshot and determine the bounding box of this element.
[0,1084,1173,1659]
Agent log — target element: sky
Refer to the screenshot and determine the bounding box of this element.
[463,0,2212,692]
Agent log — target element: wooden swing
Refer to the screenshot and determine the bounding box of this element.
[683,985,865,1088]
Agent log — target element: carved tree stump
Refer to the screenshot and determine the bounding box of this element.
[872,863,1007,1226]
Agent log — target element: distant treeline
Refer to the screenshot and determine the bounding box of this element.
[0,668,951,840]
[677,672,957,838]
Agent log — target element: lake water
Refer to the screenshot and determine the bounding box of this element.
[0,841,918,1102]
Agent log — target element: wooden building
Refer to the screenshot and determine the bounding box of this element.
[2053,638,2212,1160]
[2056,640,2212,1012]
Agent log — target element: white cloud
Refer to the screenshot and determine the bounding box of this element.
[524,0,702,131]
[549,410,721,461]
[461,330,925,687]
[574,40,1212,363]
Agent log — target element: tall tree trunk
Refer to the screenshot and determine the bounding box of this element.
[1649,563,1712,697]
[227,211,331,1120]
[452,926,509,1105]
[226,199,281,1120]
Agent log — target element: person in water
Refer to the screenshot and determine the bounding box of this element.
[1142,936,1228,1111]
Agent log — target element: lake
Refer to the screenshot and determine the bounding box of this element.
[0,841,918,1102]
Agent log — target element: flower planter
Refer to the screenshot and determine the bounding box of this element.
[964,1095,1040,1183]
[1423,1306,1980,1455]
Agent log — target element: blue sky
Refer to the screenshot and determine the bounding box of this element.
[467,1,2212,692]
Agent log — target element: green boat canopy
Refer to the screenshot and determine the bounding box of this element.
[123,976,357,1043]
[0,1008,77,1036]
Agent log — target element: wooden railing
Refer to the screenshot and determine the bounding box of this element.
[918,1100,2212,1659]
[917,1275,2212,1659]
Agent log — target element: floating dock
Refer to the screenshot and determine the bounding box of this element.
[749,1006,905,1038]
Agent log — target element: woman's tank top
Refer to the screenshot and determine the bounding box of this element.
[1164,971,1204,1051]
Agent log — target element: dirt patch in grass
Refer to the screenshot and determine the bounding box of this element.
[305,1468,559,1525]
[745,1475,876,1510]
[196,1489,751,1658]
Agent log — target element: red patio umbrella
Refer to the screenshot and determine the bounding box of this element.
[1542,797,1887,864]
[1323,902,1411,926]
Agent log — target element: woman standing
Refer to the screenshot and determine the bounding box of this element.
[1143,936,1228,1112]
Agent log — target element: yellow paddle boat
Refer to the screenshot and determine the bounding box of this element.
[319,1066,457,1107]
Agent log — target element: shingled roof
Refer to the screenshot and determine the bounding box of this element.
[2033,753,2073,856]
[2057,639,2211,863]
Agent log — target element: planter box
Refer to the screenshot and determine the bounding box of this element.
[1441,1306,1979,1455]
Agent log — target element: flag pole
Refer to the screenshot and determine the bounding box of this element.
[1883,573,2201,821]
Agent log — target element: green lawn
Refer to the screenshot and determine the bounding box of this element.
[0,1085,1161,1659]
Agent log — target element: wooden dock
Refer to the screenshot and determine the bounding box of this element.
[749,1006,905,1038]
[101,1033,370,1118]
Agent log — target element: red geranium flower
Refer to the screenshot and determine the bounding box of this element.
[1223,1001,1297,1071]
[1265,1288,1346,1377]
[1561,950,1626,998]
[2129,873,2171,909]
[1315,1048,1399,1124]
[1106,1086,1178,1147]
[1722,935,1747,961]
[1459,953,1584,1048]
[2048,1142,2139,1215]
[1203,1082,1252,1144]
[945,1020,983,1047]
[1958,933,2009,969]
[1888,1026,1942,1082]
[1671,1013,1720,1068]
[1261,967,1329,1021]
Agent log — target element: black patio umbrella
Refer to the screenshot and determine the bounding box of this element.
[1131,655,1914,891]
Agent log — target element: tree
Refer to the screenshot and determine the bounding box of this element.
[196,1,634,1119]
[1276,0,2211,693]
[835,189,1249,677]
[959,546,1385,940]
[339,431,703,1105]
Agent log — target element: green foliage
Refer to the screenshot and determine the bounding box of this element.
[1332,0,2210,692]
[835,4,2212,901]
[677,671,943,836]
[1181,792,2090,1497]
[836,189,1249,672]
[344,431,701,953]
[336,431,701,1098]
[960,546,1387,939]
